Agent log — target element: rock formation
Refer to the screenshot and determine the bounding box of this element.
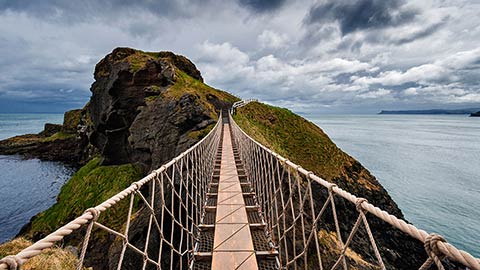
[0,107,93,165]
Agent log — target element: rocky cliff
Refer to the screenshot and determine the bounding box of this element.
[0,107,93,166]
[88,47,236,172]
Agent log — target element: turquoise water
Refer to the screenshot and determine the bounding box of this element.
[309,114,479,257]
[0,114,74,243]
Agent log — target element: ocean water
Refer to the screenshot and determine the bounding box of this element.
[309,114,479,257]
[0,114,74,243]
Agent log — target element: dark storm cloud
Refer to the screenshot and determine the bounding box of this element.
[238,0,286,12]
[0,0,196,22]
[304,0,417,35]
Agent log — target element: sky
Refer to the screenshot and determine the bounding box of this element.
[0,0,479,114]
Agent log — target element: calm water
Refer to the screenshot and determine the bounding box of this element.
[310,114,479,257]
[0,114,74,243]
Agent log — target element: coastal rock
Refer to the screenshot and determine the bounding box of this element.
[0,107,93,166]
[62,109,83,133]
[88,47,228,171]
[39,123,62,137]
[470,111,480,117]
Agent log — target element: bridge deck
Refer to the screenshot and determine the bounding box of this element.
[211,123,258,269]
[194,116,278,270]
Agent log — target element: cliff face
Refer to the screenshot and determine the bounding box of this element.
[233,103,425,269]
[88,47,236,172]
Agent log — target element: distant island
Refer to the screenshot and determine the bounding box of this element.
[471,111,480,117]
[379,108,480,115]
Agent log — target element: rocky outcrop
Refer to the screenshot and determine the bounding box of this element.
[470,111,480,117]
[0,108,93,166]
[88,47,235,173]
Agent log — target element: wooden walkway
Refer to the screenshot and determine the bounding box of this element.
[211,122,258,269]
[193,114,278,270]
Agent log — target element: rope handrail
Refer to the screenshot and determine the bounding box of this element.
[232,99,258,114]
[0,112,225,270]
[228,108,480,270]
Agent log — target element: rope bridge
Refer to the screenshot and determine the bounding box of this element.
[0,105,478,270]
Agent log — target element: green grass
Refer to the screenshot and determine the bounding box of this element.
[233,102,351,181]
[29,158,143,236]
[125,51,155,72]
[233,102,382,191]
[164,69,239,119]
[187,123,216,140]
[40,132,76,142]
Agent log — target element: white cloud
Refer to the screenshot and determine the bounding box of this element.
[357,89,391,99]
[258,30,288,49]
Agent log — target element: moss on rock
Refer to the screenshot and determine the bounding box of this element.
[62,109,82,134]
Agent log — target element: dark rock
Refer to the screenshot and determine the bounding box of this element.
[0,106,96,166]
[158,51,203,82]
[62,109,83,133]
[39,123,62,137]
[88,48,221,170]
[470,111,480,117]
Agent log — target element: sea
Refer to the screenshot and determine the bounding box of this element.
[0,113,478,258]
[0,113,75,243]
[309,114,479,257]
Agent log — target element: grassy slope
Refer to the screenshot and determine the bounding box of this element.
[166,69,238,115]
[233,102,367,183]
[29,158,143,236]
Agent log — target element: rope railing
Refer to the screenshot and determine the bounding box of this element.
[229,112,480,270]
[231,99,258,114]
[0,113,224,270]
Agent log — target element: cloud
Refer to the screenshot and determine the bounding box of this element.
[357,88,391,99]
[353,48,480,86]
[237,0,286,13]
[0,0,195,22]
[0,0,479,113]
[258,30,288,49]
[304,0,417,35]
[196,41,377,102]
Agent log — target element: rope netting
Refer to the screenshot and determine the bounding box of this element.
[0,114,223,270]
[229,113,479,270]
